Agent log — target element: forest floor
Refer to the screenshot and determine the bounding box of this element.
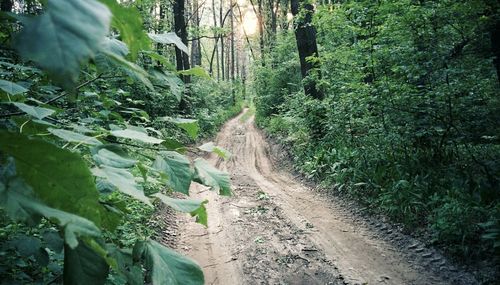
[168,109,479,285]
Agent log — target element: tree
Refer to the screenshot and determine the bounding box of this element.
[290,0,323,99]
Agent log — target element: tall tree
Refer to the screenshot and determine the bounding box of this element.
[174,0,191,79]
[190,0,202,66]
[290,0,323,99]
[174,0,191,113]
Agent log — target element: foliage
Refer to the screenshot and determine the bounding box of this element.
[0,0,242,283]
[253,0,500,261]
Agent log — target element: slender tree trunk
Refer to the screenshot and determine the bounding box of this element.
[267,0,278,49]
[230,0,235,81]
[257,0,265,65]
[220,0,225,80]
[191,0,202,66]
[211,0,220,80]
[174,0,192,113]
[290,0,323,100]
[174,0,191,78]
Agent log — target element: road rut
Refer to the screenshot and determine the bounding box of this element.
[177,110,477,285]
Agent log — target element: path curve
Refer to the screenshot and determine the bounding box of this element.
[178,110,477,285]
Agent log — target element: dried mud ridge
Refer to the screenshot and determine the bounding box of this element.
[174,110,478,285]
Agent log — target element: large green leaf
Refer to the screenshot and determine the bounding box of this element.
[151,70,184,101]
[92,166,152,206]
[102,37,129,57]
[48,128,102,146]
[0,131,107,227]
[14,0,111,84]
[103,51,154,90]
[163,117,199,139]
[0,160,101,249]
[99,0,151,60]
[0,79,28,95]
[63,242,109,285]
[178,66,211,79]
[148,32,188,54]
[142,239,204,285]
[152,151,192,195]
[198,142,231,160]
[154,193,208,226]
[12,102,55,120]
[193,159,231,196]
[110,128,163,144]
[92,145,136,168]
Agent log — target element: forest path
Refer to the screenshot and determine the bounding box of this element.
[177,109,476,285]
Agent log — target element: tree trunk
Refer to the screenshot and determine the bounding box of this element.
[257,0,265,65]
[174,0,191,79]
[191,0,202,66]
[174,0,192,114]
[220,0,225,80]
[230,0,235,81]
[290,0,323,100]
[210,0,220,80]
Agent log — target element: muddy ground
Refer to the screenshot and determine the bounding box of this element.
[164,110,480,285]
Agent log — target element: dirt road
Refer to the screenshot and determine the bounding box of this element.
[178,110,477,285]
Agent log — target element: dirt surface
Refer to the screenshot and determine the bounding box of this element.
[177,110,478,285]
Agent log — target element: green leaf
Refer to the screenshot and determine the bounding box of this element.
[92,166,152,206]
[152,151,192,195]
[99,0,151,60]
[10,235,41,257]
[106,244,143,285]
[102,37,129,57]
[0,131,107,227]
[110,128,163,144]
[0,160,101,249]
[63,242,109,285]
[148,32,188,54]
[143,239,204,285]
[164,117,199,139]
[12,102,55,120]
[14,0,111,84]
[0,79,28,95]
[142,51,176,71]
[48,128,102,146]
[42,229,64,253]
[154,194,208,226]
[178,66,211,79]
[161,138,186,152]
[151,71,184,101]
[92,145,136,168]
[103,51,154,90]
[193,159,231,196]
[198,142,231,160]
[35,203,101,248]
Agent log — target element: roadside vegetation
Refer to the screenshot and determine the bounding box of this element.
[253,0,500,265]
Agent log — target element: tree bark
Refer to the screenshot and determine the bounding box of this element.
[174,0,191,79]
[220,0,225,80]
[290,0,323,100]
[174,0,192,114]
[190,0,202,66]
